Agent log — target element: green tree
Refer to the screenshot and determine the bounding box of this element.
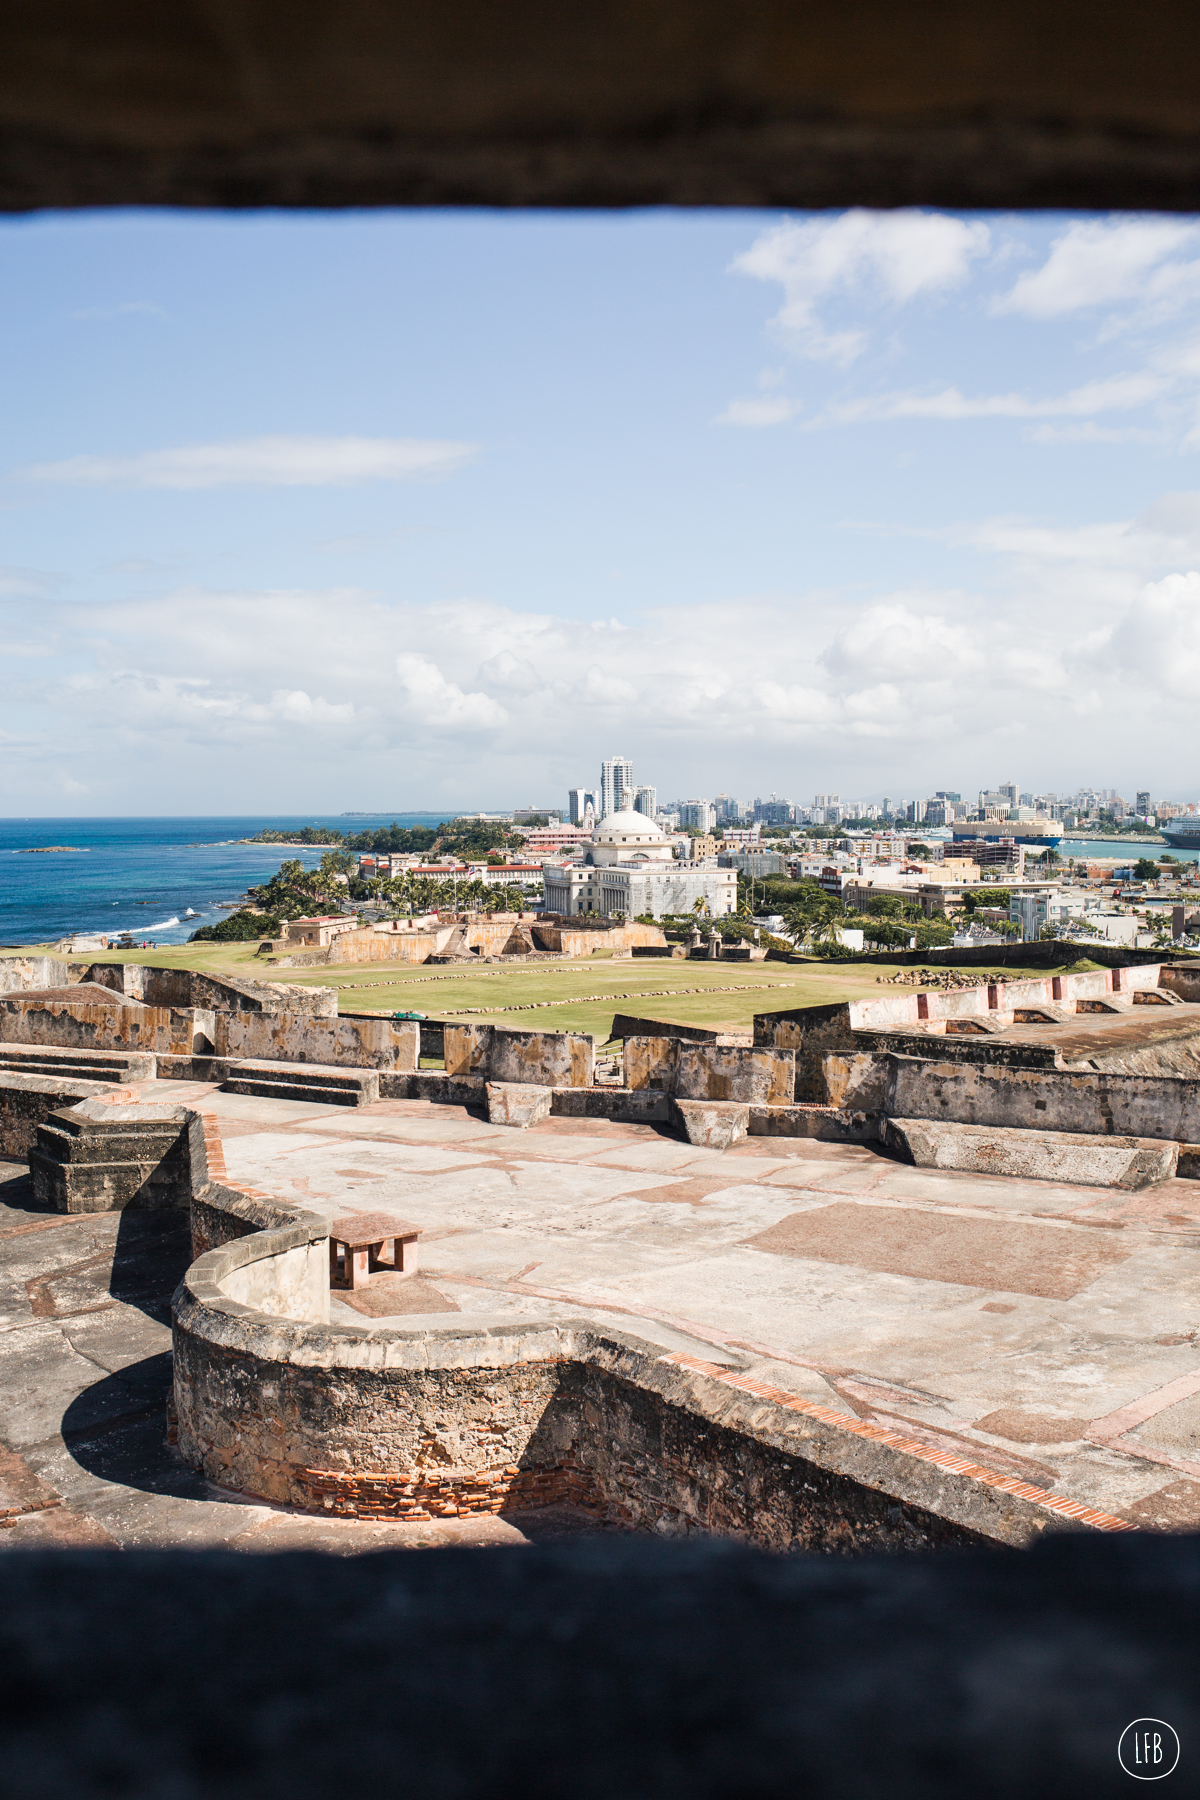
[1134,858,1161,882]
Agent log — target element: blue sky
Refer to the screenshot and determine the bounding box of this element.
[1,206,1198,815]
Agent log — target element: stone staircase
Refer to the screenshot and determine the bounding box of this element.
[0,1042,155,1083]
[221,1060,380,1107]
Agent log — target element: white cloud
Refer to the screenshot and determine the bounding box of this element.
[818,371,1167,428]
[1104,570,1200,698]
[475,650,541,692]
[22,434,477,490]
[395,652,507,731]
[996,219,1199,319]
[266,689,354,725]
[731,210,991,363]
[820,601,984,681]
[0,564,57,595]
[717,396,801,427]
[6,513,1200,809]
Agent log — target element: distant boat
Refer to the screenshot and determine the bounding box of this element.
[951,822,1063,849]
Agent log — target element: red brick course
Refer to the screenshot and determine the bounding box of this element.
[299,1455,607,1521]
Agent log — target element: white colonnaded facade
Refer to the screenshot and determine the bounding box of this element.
[541,810,737,919]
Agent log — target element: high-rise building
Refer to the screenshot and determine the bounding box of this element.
[754,796,794,826]
[600,756,634,819]
[999,781,1018,806]
[568,788,598,826]
[633,785,657,819]
[1137,790,1152,815]
[678,800,716,831]
[935,791,961,802]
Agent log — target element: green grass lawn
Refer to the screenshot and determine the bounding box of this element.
[3,938,1106,1044]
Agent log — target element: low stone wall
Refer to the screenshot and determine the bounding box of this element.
[0,1072,111,1155]
[611,1014,723,1042]
[443,1024,594,1087]
[833,1051,1200,1143]
[624,1037,795,1105]
[753,1002,861,1100]
[325,927,444,965]
[213,1010,418,1071]
[846,964,1161,1034]
[884,1117,1179,1188]
[0,956,69,993]
[0,995,210,1058]
[175,1188,1136,1545]
[532,920,667,956]
[1162,963,1200,1003]
[81,963,337,1016]
[887,942,1178,970]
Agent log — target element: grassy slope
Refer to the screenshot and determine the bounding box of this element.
[3,940,1104,1044]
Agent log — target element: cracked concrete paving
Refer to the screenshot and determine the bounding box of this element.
[9,1077,1200,1547]
[199,1086,1200,1529]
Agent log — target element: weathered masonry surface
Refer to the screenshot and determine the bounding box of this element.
[163,1087,1198,1545]
[7,953,1200,1553]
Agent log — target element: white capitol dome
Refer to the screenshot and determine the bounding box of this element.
[589,808,674,865]
[593,808,666,842]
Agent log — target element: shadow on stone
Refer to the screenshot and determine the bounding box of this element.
[108,1206,193,1322]
[60,1354,201,1500]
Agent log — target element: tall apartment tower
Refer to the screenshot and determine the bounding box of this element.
[1137,790,1152,815]
[634,785,656,818]
[568,788,598,826]
[600,756,634,819]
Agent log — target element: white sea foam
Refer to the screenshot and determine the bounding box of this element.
[143,916,181,931]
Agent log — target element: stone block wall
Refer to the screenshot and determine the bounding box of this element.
[674,1044,794,1106]
[0,956,69,993]
[81,963,336,1016]
[624,1035,680,1091]
[30,1100,192,1213]
[1162,963,1200,1003]
[753,1002,858,1101]
[443,1024,594,1087]
[213,1010,418,1070]
[0,1074,110,1155]
[623,1037,795,1105]
[833,1051,1200,1142]
[0,996,205,1057]
[611,1014,722,1042]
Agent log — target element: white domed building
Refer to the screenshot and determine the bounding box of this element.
[541,808,736,920]
[588,810,676,867]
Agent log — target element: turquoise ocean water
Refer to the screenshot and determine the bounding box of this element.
[0,815,452,948]
[2,821,1192,951]
[1057,838,1198,864]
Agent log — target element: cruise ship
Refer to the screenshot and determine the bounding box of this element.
[951,820,1063,850]
[1161,816,1200,850]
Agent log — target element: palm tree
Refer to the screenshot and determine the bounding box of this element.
[809,905,845,952]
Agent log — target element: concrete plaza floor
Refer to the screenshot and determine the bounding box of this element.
[5,1080,1200,1548]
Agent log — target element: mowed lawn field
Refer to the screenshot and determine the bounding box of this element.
[3,940,1103,1044]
